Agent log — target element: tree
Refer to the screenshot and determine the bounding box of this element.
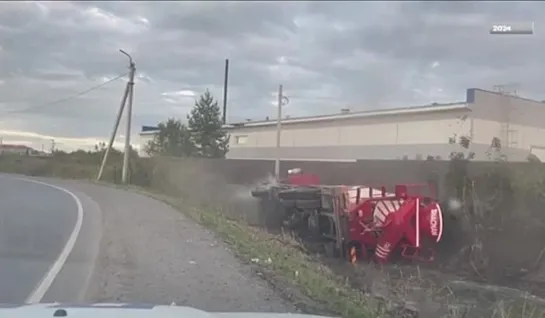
[144,118,194,157]
[187,90,229,158]
[94,142,107,153]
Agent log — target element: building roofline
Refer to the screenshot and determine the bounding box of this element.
[139,131,158,136]
[0,144,31,149]
[138,87,545,135]
[139,125,160,136]
[468,88,545,104]
[222,102,469,129]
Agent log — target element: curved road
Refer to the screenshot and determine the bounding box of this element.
[0,175,100,303]
[0,174,296,313]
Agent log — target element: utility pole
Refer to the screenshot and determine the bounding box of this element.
[121,51,135,184]
[97,49,135,182]
[222,59,229,124]
[274,85,289,179]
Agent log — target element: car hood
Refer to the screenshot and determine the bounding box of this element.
[0,303,338,318]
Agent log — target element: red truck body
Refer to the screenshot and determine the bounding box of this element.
[287,173,320,186]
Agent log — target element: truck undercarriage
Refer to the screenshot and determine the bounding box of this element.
[251,172,444,264]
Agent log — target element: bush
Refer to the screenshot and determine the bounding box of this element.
[441,136,545,284]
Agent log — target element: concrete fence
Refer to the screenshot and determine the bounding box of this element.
[147,157,543,199]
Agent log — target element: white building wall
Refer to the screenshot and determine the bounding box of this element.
[466,88,545,161]
[230,112,470,148]
[471,119,545,160]
[517,124,545,150]
[138,133,156,157]
[471,119,501,146]
[228,110,472,161]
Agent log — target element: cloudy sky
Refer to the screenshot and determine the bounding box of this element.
[0,1,543,152]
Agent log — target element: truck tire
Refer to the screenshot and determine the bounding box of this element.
[258,197,285,229]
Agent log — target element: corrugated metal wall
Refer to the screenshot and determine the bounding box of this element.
[151,157,544,198]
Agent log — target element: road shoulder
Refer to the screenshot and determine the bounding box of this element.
[61,181,296,313]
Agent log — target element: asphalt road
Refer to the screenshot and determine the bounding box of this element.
[0,175,295,313]
[0,175,101,304]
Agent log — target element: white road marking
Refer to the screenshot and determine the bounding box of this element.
[5,177,85,304]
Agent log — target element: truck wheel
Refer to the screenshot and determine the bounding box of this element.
[258,197,284,229]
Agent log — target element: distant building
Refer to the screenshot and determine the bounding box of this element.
[0,144,34,156]
[138,126,160,157]
[140,88,545,162]
[221,88,545,162]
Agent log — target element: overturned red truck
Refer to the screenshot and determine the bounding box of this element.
[251,168,444,264]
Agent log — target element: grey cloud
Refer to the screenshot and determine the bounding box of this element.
[145,1,301,38]
[0,1,544,150]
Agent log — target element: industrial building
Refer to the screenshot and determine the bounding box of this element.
[220,88,545,162]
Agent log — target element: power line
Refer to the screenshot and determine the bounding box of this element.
[0,72,128,116]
